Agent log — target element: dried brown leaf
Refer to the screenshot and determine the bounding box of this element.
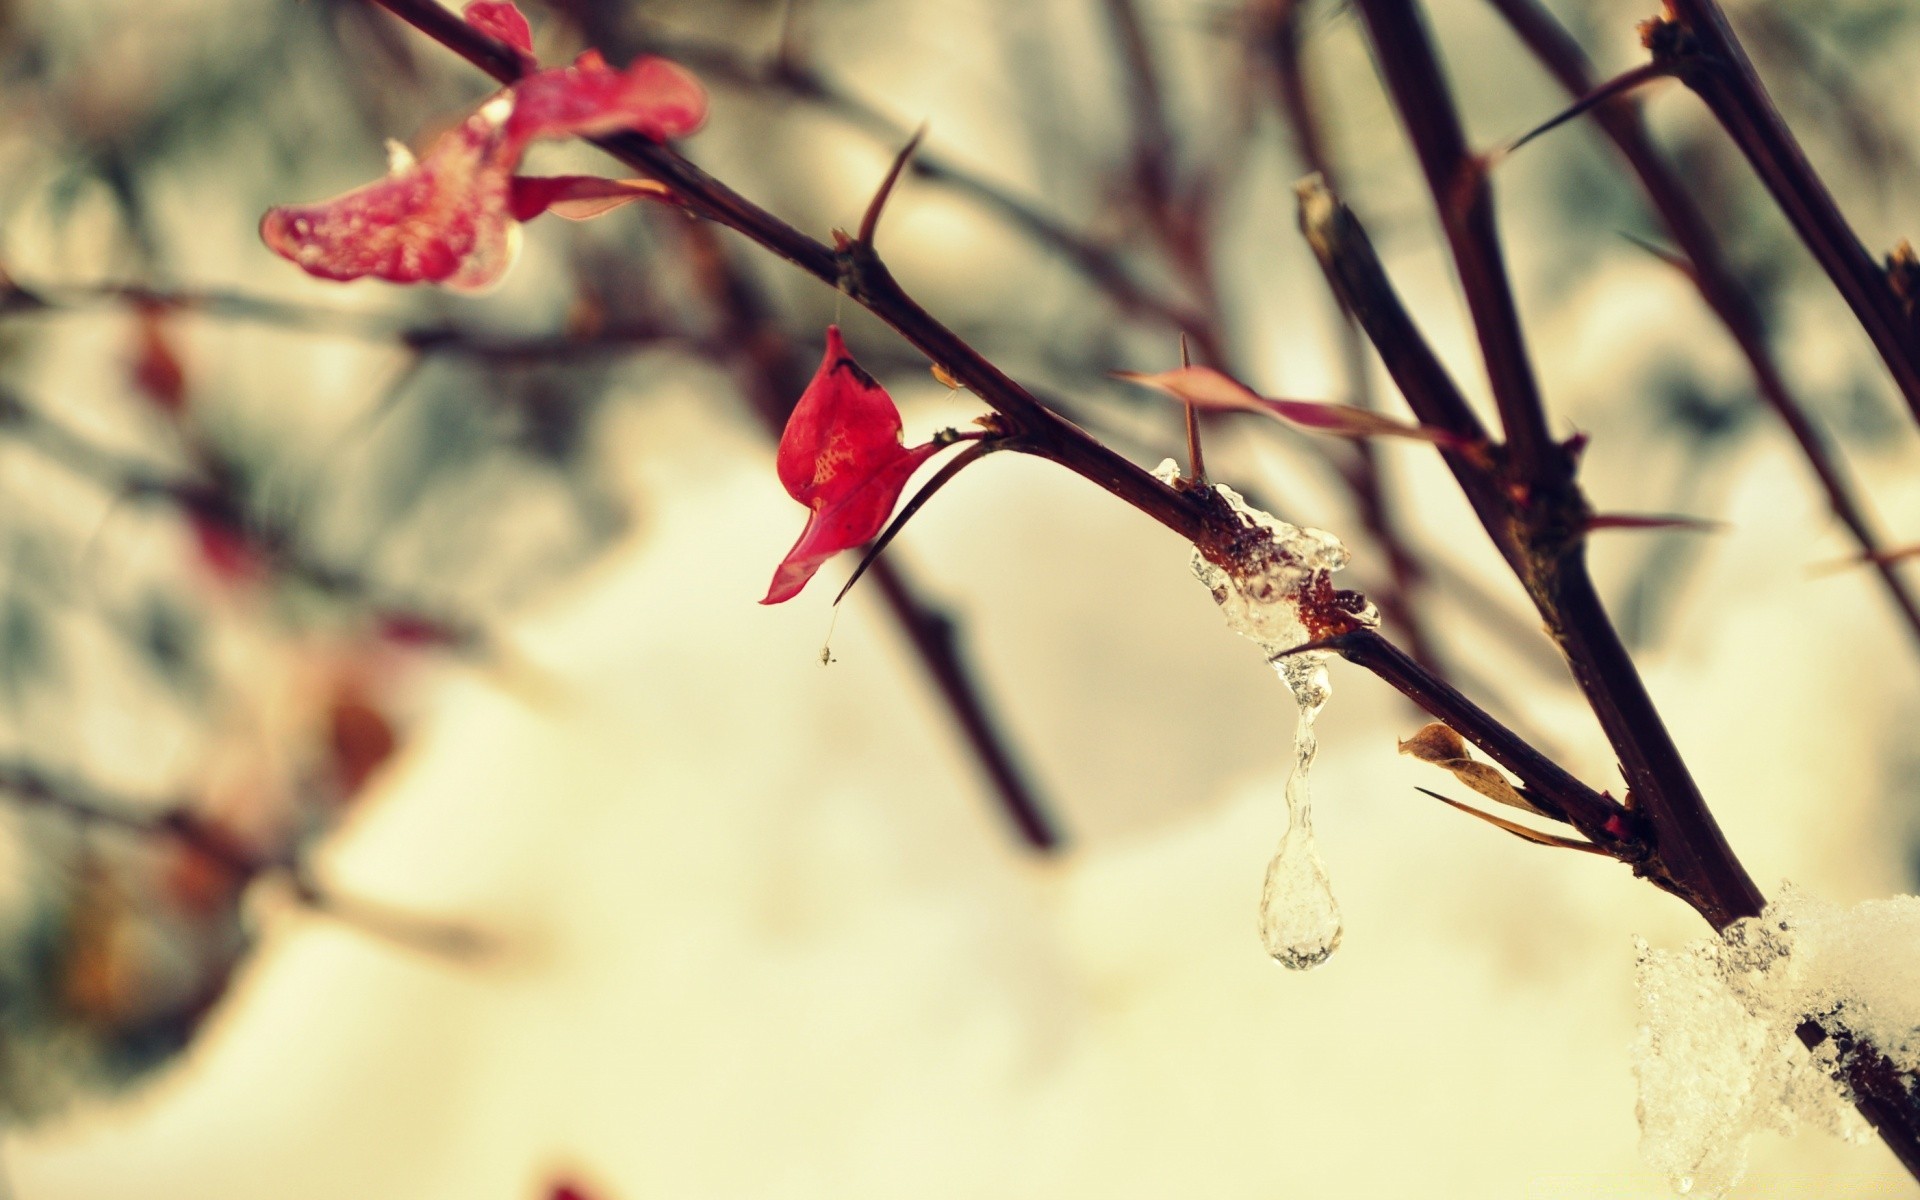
[1397,721,1542,815]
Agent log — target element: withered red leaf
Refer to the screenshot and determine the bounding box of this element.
[261,37,706,290]
[762,327,944,605]
[1115,364,1469,449]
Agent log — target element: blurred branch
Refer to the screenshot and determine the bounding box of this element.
[0,760,486,957]
[0,277,708,361]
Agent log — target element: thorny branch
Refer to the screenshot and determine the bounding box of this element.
[1647,0,1920,419]
[1480,0,1920,658]
[1326,0,1920,1168]
[335,0,1920,1176]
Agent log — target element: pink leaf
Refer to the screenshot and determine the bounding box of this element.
[509,175,677,221]
[462,0,535,60]
[261,48,706,289]
[1114,364,1469,448]
[1112,365,1266,412]
[507,51,708,145]
[260,104,518,289]
[762,327,944,605]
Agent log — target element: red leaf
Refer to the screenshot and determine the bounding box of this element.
[762,327,944,604]
[509,175,677,221]
[463,0,534,60]
[1115,365,1469,448]
[261,50,706,289]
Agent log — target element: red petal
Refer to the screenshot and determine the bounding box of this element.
[509,175,677,221]
[462,0,534,58]
[507,54,707,145]
[762,327,942,604]
[260,102,518,289]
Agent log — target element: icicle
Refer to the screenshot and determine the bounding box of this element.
[1170,471,1374,970]
[1262,652,1342,968]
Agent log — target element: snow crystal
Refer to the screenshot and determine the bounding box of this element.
[1634,888,1920,1195]
[1177,480,1374,969]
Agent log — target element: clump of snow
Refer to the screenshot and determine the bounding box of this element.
[1163,474,1374,969]
[1634,888,1920,1195]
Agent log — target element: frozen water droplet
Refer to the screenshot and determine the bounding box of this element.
[1178,483,1369,968]
[1259,652,1341,969]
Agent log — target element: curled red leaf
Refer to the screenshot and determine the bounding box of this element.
[1115,364,1470,448]
[463,0,535,60]
[261,43,707,289]
[763,327,944,605]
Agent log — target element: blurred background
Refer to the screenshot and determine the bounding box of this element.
[1,0,1918,1194]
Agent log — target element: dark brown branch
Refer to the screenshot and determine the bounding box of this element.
[1482,0,1920,658]
[1647,1,1920,418]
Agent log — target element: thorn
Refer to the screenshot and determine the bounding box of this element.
[1493,63,1672,162]
[1585,512,1727,534]
[1413,788,1614,856]
[857,123,929,249]
[833,438,1000,606]
[1615,229,1697,278]
[1179,334,1206,486]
